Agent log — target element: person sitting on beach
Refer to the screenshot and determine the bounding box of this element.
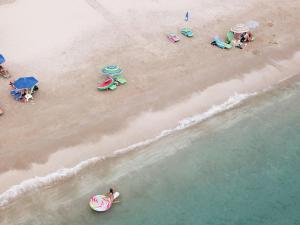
[0,65,5,75]
[247,32,254,42]
[241,32,248,43]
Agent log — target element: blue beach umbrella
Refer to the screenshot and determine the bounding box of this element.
[101,65,122,77]
[13,76,39,89]
[0,54,5,64]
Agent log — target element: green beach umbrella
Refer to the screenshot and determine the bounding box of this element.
[101,65,122,77]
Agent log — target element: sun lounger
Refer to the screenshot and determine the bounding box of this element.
[109,83,117,90]
[211,36,232,49]
[10,89,18,96]
[115,75,127,85]
[14,92,22,101]
[226,31,234,44]
[181,28,193,37]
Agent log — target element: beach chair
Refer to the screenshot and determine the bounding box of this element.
[167,33,180,42]
[115,75,127,85]
[226,31,234,44]
[108,83,117,90]
[14,92,22,101]
[10,89,18,96]
[180,28,193,37]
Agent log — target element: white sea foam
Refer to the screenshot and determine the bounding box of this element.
[0,92,256,207]
[0,157,103,207]
[115,92,256,154]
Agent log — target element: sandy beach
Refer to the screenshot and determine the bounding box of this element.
[1,0,300,197]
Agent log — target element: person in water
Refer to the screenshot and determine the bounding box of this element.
[106,188,114,202]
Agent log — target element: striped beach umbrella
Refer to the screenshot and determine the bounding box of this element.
[101,65,122,77]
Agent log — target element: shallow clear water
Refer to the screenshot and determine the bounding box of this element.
[1,83,300,225]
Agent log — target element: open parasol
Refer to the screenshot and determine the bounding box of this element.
[13,76,39,90]
[101,65,122,77]
[231,24,250,34]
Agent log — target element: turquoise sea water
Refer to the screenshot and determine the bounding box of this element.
[1,82,300,225]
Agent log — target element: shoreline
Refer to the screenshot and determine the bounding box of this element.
[0,66,300,203]
[1,0,300,205]
[1,47,300,173]
[0,73,299,208]
[1,76,300,225]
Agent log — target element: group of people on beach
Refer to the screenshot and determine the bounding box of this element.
[233,31,254,49]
